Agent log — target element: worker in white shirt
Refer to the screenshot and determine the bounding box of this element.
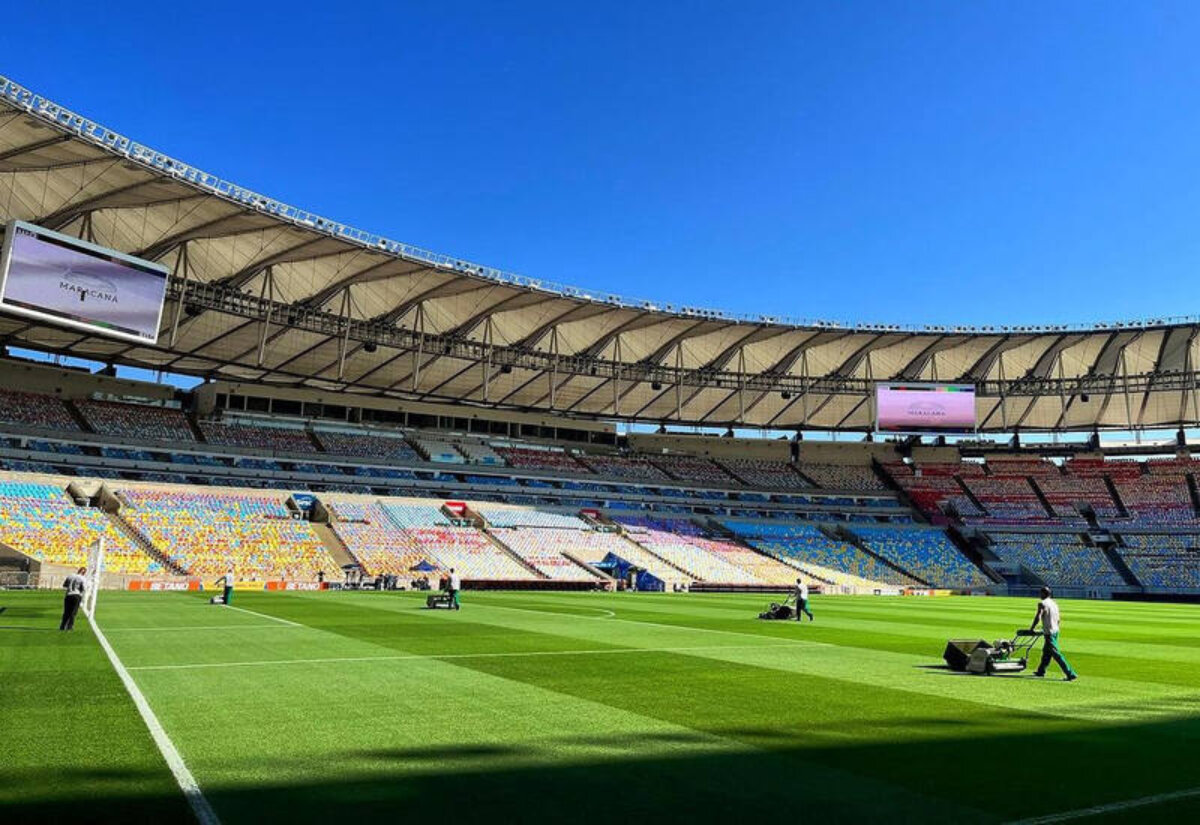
[1030,586,1077,681]
[217,568,236,606]
[448,568,462,610]
[794,578,813,622]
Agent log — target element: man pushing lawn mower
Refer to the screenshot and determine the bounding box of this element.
[1030,586,1078,682]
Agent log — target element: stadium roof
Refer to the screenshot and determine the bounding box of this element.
[1,75,1198,433]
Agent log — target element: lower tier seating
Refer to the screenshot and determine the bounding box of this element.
[117,488,339,581]
[850,526,990,588]
[0,481,156,574]
[1118,534,1200,589]
[988,533,1124,587]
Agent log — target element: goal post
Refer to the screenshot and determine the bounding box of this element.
[83,536,105,619]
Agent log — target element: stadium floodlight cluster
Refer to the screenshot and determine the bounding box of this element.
[2,73,1197,340]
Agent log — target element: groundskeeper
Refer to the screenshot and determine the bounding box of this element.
[1030,586,1078,681]
[794,578,813,622]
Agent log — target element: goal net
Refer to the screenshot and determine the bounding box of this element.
[83,537,105,619]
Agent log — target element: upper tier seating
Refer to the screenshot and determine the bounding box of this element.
[988,533,1124,587]
[455,441,506,466]
[313,430,421,461]
[851,526,989,588]
[882,461,983,518]
[200,422,317,453]
[1112,474,1197,525]
[718,459,810,490]
[576,454,673,482]
[986,459,1058,477]
[1118,534,1200,589]
[649,454,734,485]
[0,481,156,574]
[962,477,1055,523]
[0,390,80,431]
[410,435,466,464]
[1037,473,1122,520]
[493,446,587,473]
[76,400,196,442]
[118,488,339,581]
[797,463,888,491]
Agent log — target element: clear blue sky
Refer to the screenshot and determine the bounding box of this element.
[6,1,1200,327]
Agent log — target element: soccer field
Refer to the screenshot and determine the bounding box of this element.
[5,591,1200,824]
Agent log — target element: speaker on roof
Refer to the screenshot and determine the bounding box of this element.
[363,342,377,354]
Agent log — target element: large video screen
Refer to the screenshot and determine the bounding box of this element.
[876,383,976,433]
[0,220,169,344]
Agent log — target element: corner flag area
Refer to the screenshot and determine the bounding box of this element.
[5,591,1200,823]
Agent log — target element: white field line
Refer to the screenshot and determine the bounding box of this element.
[127,642,803,673]
[1007,786,1200,824]
[89,617,220,825]
[223,604,302,627]
[105,625,291,632]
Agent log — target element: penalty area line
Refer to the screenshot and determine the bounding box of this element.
[1008,786,1200,824]
[222,604,302,627]
[89,617,220,825]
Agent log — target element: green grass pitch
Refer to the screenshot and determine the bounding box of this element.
[5,590,1200,824]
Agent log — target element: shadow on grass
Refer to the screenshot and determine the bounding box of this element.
[9,715,1200,825]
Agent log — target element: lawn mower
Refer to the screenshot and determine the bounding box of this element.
[943,629,1041,675]
[758,593,796,620]
[425,592,455,610]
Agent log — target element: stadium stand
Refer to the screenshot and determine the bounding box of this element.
[326,499,433,576]
[987,533,1124,587]
[620,521,760,584]
[76,400,196,442]
[493,446,586,473]
[1112,470,1197,525]
[687,536,799,584]
[722,521,921,587]
[486,528,599,580]
[1118,534,1200,589]
[717,459,810,489]
[0,481,157,574]
[199,421,318,453]
[409,434,467,464]
[648,454,734,484]
[117,488,339,581]
[577,454,673,482]
[797,463,888,491]
[962,477,1055,523]
[455,441,506,466]
[313,429,421,461]
[850,525,989,587]
[0,390,80,431]
[476,506,588,529]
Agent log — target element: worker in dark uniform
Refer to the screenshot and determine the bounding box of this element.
[60,566,86,631]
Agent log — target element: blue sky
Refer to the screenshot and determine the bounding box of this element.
[6,2,1200,328]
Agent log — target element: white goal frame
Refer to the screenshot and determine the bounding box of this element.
[83,536,105,619]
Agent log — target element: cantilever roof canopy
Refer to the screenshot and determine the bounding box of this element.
[0,76,1198,433]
